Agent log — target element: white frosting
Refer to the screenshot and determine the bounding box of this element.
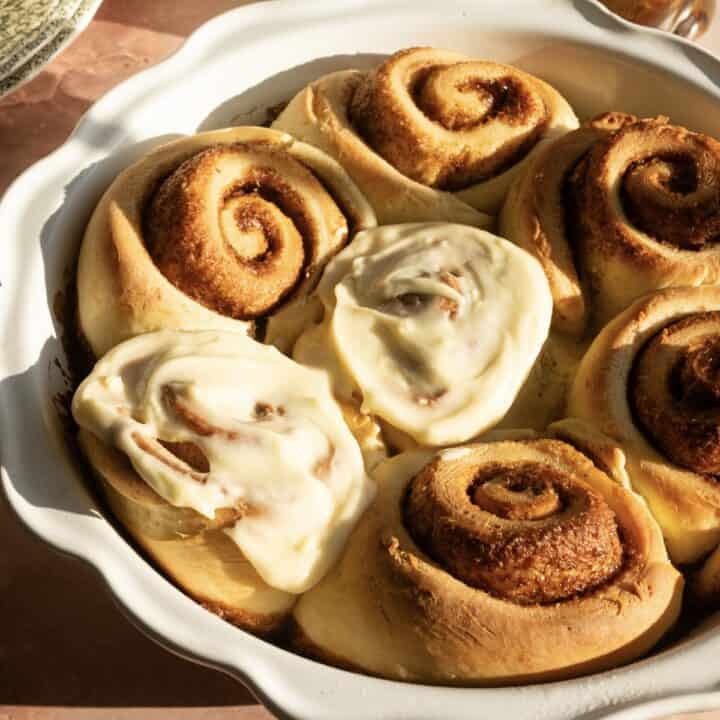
[438,447,474,461]
[308,223,552,445]
[72,330,374,594]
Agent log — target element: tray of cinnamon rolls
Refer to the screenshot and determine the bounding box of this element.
[3,2,720,718]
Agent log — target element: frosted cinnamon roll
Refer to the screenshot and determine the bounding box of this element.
[293,223,553,447]
[292,438,683,683]
[72,330,374,632]
[77,127,376,357]
[500,113,720,336]
[272,47,578,222]
[568,286,720,566]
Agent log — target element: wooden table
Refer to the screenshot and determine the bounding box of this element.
[0,1,719,718]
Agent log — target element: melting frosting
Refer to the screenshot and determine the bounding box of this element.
[72,330,374,593]
[301,223,552,445]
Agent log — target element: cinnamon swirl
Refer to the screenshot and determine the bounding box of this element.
[292,438,682,683]
[77,127,376,358]
[272,47,578,222]
[72,330,375,631]
[293,223,553,447]
[567,286,720,566]
[500,113,720,336]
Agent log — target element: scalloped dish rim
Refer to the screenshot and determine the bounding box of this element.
[2,1,720,718]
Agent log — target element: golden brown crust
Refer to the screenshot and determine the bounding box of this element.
[196,600,286,636]
[500,114,720,336]
[349,48,549,191]
[404,444,623,605]
[567,286,720,564]
[144,143,321,320]
[289,618,369,675]
[336,399,388,470]
[79,429,240,537]
[142,529,293,637]
[79,428,296,634]
[272,48,578,219]
[548,417,632,489]
[77,127,376,358]
[632,311,720,474]
[292,439,683,684]
[494,331,585,433]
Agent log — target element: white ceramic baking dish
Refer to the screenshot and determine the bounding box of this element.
[2,1,720,718]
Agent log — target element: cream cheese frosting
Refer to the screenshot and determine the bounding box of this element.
[297,223,553,445]
[72,330,375,594]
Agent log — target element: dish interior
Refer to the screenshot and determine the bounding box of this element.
[4,6,720,715]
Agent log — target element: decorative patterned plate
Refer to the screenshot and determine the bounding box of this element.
[0,0,104,97]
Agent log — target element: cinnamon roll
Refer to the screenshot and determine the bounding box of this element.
[500,113,720,336]
[292,438,683,683]
[567,286,720,566]
[272,47,578,222]
[72,330,374,632]
[77,127,376,358]
[293,223,553,447]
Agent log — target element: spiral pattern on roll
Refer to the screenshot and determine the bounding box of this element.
[404,447,623,604]
[584,118,720,246]
[500,113,720,335]
[145,142,347,319]
[272,48,577,219]
[350,48,553,191]
[77,127,376,358]
[632,311,720,475]
[291,438,682,684]
[567,286,720,564]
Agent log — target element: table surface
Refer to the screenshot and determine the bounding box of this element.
[1,2,720,718]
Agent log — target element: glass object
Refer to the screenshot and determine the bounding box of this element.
[600,0,716,38]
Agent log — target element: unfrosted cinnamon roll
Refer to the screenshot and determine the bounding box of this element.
[568,286,720,566]
[77,127,376,358]
[500,113,720,336]
[272,47,578,222]
[293,223,553,447]
[292,438,683,683]
[72,330,374,632]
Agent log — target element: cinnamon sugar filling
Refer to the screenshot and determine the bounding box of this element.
[567,118,720,254]
[403,454,623,605]
[632,311,720,476]
[157,440,211,474]
[469,464,564,521]
[348,50,550,191]
[132,432,208,484]
[143,143,349,320]
[622,153,720,250]
[677,335,720,406]
[415,75,534,131]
